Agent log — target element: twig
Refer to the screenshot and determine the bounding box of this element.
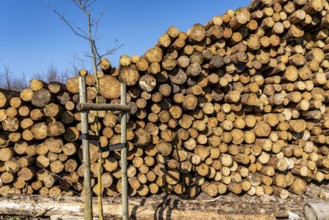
[42,168,82,192]
[49,5,89,41]
[110,192,122,203]
[33,207,54,218]
[200,196,223,203]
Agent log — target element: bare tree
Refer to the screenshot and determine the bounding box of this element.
[3,66,12,90]
[48,0,122,75]
[0,66,28,91]
[70,51,87,74]
[11,74,29,91]
[32,65,74,83]
[0,65,74,92]
[48,1,123,219]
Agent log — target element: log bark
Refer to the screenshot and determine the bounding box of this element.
[304,202,329,220]
[0,195,277,219]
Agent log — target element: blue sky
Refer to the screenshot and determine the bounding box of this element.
[0,0,250,80]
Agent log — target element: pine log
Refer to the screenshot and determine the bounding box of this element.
[99,75,121,99]
[31,88,52,108]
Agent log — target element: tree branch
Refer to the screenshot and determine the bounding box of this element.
[101,42,124,57]
[49,0,122,72]
[49,5,89,41]
[92,2,108,37]
[92,40,102,61]
[85,0,97,9]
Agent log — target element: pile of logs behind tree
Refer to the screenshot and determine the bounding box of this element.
[1,0,329,199]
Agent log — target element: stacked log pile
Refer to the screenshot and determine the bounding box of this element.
[1,0,329,199]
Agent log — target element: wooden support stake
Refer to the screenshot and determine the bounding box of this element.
[121,82,129,220]
[79,74,93,220]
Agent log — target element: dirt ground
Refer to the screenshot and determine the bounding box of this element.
[0,182,328,219]
[127,181,329,219]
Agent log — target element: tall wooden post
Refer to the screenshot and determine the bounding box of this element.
[120,82,129,220]
[79,71,93,220]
